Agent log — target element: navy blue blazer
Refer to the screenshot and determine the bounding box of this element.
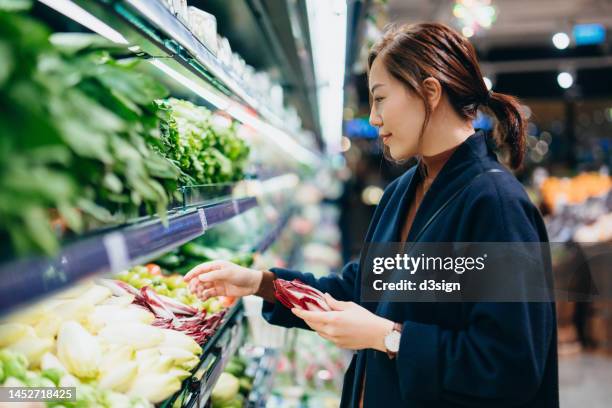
[262,130,559,407]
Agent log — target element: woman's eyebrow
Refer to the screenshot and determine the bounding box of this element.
[370,83,385,94]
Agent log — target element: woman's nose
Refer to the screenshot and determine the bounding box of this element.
[369,109,382,127]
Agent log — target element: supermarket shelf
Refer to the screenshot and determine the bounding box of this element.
[253,209,294,254]
[173,181,249,210]
[162,301,245,408]
[41,0,319,166]
[120,0,282,126]
[198,310,246,406]
[247,349,280,408]
[0,197,258,314]
[168,210,294,407]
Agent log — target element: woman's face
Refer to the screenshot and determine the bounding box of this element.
[368,57,426,161]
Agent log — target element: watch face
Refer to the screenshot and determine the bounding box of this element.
[384,330,401,353]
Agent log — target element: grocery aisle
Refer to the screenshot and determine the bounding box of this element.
[0,0,336,406]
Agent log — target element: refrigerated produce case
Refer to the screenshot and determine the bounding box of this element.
[0,1,328,407]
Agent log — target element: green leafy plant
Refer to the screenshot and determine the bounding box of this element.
[0,9,181,256]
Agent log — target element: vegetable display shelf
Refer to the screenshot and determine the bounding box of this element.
[0,197,258,315]
[175,183,244,210]
[165,207,294,407]
[53,0,299,142]
[246,349,280,408]
[162,300,246,408]
[253,209,294,254]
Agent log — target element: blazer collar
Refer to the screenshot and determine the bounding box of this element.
[393,129,496,242]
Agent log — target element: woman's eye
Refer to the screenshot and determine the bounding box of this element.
[374,96,385,102]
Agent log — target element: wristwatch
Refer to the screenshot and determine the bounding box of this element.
[384,322,403,359]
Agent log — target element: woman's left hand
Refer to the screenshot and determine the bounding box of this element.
[291,293,394,352]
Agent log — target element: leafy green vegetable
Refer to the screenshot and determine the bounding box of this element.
[41,368,63,386]
[0,6,251,258]
[0,9,181,256]
[158,99,250,185]
[0,349,28,381]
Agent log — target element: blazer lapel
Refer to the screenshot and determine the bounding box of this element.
[405,130,490,242]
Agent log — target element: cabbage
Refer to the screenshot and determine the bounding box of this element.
[57,321,101,379]
[211,372,240,405]
[160,329,202,355]
[98,361,137,392]
[5,335,53,368]
[85,305,154,334]
[99,322,164,349]
[127,373,182,403]
[158,347,199,370]
[98,345,135,373]
[0,350,28,381]
[0,323,35,347]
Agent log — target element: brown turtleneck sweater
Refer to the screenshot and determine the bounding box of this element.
[399,145,460,243]
[358,143,459,408]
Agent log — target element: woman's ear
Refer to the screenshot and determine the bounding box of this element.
[423,77,442,109]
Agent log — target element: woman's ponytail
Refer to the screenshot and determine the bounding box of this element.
[485,92,527,170]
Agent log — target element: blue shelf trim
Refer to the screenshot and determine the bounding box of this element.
[0,197,258,314]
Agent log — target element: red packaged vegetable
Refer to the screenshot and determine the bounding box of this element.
[273,279,331,312]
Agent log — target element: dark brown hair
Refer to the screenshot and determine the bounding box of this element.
[368,23,526,169]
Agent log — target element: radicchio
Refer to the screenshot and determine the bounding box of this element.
[98,278,140,297]
[98,280,226,344]
[133,285,225,344]
[151,310,227,345]
[273,279,331,312]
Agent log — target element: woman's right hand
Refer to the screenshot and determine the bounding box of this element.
[183,260,263,300]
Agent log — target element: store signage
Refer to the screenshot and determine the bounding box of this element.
[573,23,606,46]
[344,118,378,139]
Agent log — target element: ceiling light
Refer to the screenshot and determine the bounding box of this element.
[361,186,384,206]
[462,26,475,38]
[340,136,351,152]
[557,71,573,89]
[552,32,570,50]
[307,0,347,154]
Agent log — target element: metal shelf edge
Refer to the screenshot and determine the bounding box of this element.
[0,197,258,314]
[109,0,288,132]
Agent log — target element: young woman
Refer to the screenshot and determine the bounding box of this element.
[185,23,559,408]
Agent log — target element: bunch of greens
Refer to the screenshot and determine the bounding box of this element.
[0,3,252,258]
[0,4,181,256]
[159,98,250,185]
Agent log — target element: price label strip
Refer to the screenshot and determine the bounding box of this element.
[103,232,129,273]
[198,208,208,232]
